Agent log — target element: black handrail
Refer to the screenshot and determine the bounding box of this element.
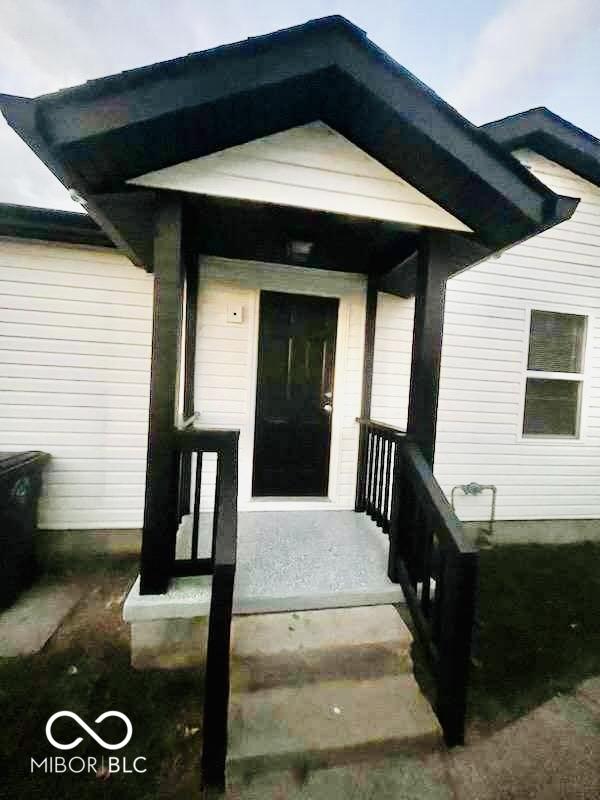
[355,416,406,435]
[356,418,478,746]
[173,427,239,795]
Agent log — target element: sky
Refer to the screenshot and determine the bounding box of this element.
[1,0,599,212]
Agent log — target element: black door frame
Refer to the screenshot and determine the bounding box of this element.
[250,288,341,499]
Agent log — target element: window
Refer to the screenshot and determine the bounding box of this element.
[522,310,587,437]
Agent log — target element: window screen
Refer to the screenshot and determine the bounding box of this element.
[523,378,581,437]
[527,310,586,373]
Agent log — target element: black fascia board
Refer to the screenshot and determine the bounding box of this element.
[482,107,600,188]
[0,202,112,248]
[0,16,578,263]
[0,93,155,267]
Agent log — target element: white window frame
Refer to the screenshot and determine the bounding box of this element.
[518,304,590,442]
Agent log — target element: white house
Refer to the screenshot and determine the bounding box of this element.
[1,110,598,533]
[3,18,597,767]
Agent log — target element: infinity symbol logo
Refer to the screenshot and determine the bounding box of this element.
[46,711,133,751]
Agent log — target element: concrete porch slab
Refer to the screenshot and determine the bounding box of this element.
[124,510,403,621]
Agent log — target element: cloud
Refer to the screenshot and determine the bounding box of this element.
[447,0,600,122]
[0,0,338,209]
[0,0,242,209]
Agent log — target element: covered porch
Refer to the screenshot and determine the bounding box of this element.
[1,14,579,791]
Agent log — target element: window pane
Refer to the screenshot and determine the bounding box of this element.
[528,310,586,373]
[523,378,580,436]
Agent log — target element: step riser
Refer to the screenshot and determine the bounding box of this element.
[228,731,442,783]
[130,621,411,676]
[231,644,412,692]
[130,605,412,673]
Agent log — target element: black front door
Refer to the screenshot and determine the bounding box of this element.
[253,291,339,496]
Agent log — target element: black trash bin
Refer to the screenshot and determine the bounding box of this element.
[0,451,50,608]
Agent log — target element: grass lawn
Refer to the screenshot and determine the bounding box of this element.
[2,543,600,798]
[468,541,600,728]
[0,557,204,800]
[407,541,600,734]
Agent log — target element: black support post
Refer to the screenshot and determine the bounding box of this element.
[177,244,199,520]
[183,248,198,420]
[140,198,185,595]
[355,278,378,511]
[406,231,449,468]
[436,547,479,746]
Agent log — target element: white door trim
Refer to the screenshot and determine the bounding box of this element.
[197,256,366,512]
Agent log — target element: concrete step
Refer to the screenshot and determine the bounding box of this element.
[230,605,413,690]
[228,673,443,779]
[128,602,412,671]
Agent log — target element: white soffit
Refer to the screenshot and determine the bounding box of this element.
[128,121,472,232]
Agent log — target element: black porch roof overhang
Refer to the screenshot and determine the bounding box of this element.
[483,107,600,188]
[0,15,578,281]
[0,202,113,249]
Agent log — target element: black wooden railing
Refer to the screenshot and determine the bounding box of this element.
[173,427,239,795]
[355,417,406,531]
[357,419,478,746]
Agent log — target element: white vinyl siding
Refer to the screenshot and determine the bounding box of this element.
[130,122,471,233]
[0,239,153,529]
[193,257,366,510]
[371,292,414,429]
[4,149,600,529]
[371,149,600,521]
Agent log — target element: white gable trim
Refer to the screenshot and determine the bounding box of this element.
[129,122,472,233]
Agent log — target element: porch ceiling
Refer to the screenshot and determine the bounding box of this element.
[187,195,418,275]
[0,16,578,274]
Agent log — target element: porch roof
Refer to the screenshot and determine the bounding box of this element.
[0,202,112,249]
[0,16,577,274]
[482,107,600,188]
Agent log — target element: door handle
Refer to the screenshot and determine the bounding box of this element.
[323,403,333,414]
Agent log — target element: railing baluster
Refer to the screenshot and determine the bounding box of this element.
[382,435,393,532]
[436,548,478,746]
[376,434,386,525]
[355,420,369,512]
[407,501,421,589]
[366,427,375,517]
[191,451,203,560]
[387,441,403,583]
[420,526,434,618]
[431,544,445,648]
[372,431,381,523]
[368,428,375,516]
[399,481,417,565]
[211,452,222,566]
[178,450,192,522]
